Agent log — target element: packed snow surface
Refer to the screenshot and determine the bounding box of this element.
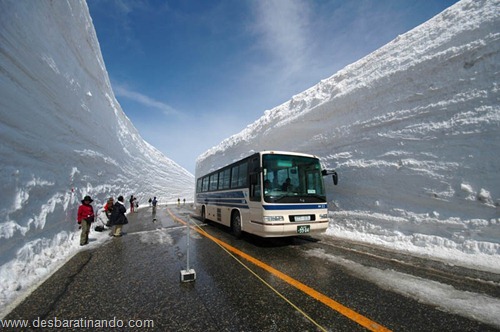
[0,0,193,316]
[198,0,500,272]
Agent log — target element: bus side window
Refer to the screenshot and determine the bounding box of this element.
[231,165,239,188]
[238,163,248,187]
[250,158,261,201]
[219,168,230,190]
[196,178,202,193]
[209,173,219,191]
[202,177,209,192]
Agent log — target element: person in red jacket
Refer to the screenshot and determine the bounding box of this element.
[77,195,95,246]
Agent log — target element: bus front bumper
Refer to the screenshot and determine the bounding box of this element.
[248,220,329,237]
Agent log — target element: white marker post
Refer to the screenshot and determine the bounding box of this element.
[180,224,196,282]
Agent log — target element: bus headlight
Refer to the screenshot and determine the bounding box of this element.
[319,214,328,219]
[263,216,284,222]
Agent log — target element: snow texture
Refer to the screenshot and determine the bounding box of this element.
[197,0,500,272]
[0,0,193,315]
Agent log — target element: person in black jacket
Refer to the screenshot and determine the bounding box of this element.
[110,195,128,237]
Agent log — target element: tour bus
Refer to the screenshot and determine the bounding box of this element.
[195,151,338,238]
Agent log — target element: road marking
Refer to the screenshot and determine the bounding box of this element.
[167,209,391,332]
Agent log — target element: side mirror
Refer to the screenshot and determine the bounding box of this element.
[322,169,338,185]
[331,170,338,186]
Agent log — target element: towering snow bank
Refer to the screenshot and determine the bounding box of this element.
[197,0,500,268]
[0,0,193,313]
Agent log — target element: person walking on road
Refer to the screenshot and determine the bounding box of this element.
[103,197,114,227]
[152,196,158,221]
[152,197,158,212]
[129,195,136,213]
[77,195,95,246]
[110,195,128,237]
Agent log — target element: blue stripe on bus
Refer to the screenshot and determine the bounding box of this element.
[204,202,249,209]
[263,204,327,210]
[196,191,249,209]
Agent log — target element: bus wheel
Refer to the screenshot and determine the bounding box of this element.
[201,206,206,222]
[231,211,242,238]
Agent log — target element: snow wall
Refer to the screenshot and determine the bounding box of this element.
[0,0,194,312]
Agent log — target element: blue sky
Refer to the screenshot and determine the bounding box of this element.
[86,0,458,174]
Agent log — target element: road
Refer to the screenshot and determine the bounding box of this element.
[4,205,499,331]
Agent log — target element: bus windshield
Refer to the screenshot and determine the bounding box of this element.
[262,153,326,203]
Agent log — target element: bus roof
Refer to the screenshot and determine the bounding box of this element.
[259,150,320,159]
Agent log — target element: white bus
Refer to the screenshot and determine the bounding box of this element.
[195,151,338,238]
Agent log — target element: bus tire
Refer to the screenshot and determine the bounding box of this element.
[231,211,242,239]
[201,206,206,222]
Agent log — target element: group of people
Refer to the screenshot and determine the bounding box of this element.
[77,195,128,246]
[77,194,164,246]
[148,197,158,207]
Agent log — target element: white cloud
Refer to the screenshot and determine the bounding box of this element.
[113,84,179,116]
[251,0,311,74]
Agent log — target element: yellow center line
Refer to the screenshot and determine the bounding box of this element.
[167,208,391,332]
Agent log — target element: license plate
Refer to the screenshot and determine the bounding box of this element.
[297,225,310,234]
[295,215,311,222]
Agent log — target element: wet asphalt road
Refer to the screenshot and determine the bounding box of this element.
[4,205,499,331]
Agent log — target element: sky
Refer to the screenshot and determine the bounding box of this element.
[86,0,459,174]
